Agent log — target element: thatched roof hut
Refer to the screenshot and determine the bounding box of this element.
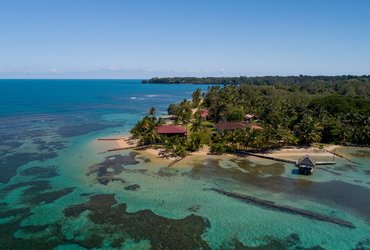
[296,155,316,175]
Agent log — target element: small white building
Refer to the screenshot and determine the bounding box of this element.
[245,114,257,123]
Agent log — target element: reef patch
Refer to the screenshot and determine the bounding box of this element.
[349,149,370,158]
[0,152,58,183]
[23,187,75,205]
[20,166,58,179]
[186,158,370,223]
[230,158,285,176]
[124,184,140,191]
[87,153,140,185]
[223,234,325,250]
[64,194,211,249]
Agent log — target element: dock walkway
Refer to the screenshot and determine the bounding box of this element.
[242,151,335,166]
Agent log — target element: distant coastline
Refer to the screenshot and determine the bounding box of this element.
[142,75,370,86]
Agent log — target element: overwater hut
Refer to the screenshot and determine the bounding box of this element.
[156,125,187,137]
[296,155,316,175]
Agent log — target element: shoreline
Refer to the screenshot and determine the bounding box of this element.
[96,134,344,167]
[259,145,340,161]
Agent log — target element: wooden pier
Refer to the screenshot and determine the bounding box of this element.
[241,151,296,164]
[316,161,336,165]
[244,152,335,165]
[241,151,336,175]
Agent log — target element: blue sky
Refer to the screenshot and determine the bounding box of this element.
[0,0,369,78]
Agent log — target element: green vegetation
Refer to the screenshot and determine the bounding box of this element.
[203,84,369,146]
[143,75,370,98]
[167,99,192,125]
[132,77,369,157]
[130,115,161,146]
[130,97,212,157]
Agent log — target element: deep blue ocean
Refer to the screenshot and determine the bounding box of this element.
[0,80,369,250]
[0,79,208,117]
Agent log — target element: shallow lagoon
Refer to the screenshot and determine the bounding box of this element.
[0,80,369,249]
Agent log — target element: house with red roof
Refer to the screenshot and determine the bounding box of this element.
[156,125,187,137]
[199,109,209,120]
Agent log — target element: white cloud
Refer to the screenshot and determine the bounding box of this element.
[48,68,58,73]
[2,66,335,79]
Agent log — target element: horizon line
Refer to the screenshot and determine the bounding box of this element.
[1,74,370,80]
[0,74,370,80]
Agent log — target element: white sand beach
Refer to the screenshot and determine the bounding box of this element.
[97,134,341,167]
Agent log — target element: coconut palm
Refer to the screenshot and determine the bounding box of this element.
[192,88,202,108]
[190,116,205,133]
[294,114,323,145]
[149,107,156,116]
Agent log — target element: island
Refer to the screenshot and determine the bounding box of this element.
[129,77,369,172]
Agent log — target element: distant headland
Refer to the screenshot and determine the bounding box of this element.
[142,75,370,86]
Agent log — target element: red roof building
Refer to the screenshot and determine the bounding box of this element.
[200,109,209,119]
[156,125,187,136]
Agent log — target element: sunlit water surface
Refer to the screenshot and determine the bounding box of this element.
[0,80,369,250]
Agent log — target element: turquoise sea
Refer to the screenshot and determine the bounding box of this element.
[0,79,369,250]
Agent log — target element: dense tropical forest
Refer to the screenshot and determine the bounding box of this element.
[143,75,370,98]
[132,77,370,157]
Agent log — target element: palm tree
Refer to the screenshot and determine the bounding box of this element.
[148,107,157,123]
[142,126,160,145]
[240,127,252,150]
[190,116,205,133]
[277,127,297,146]
[294,114,323,145]
[149,107,156,116]
[131,116,160,146]
[192,88,202,108]
[249,130,260,150]
[188,132,202,151]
